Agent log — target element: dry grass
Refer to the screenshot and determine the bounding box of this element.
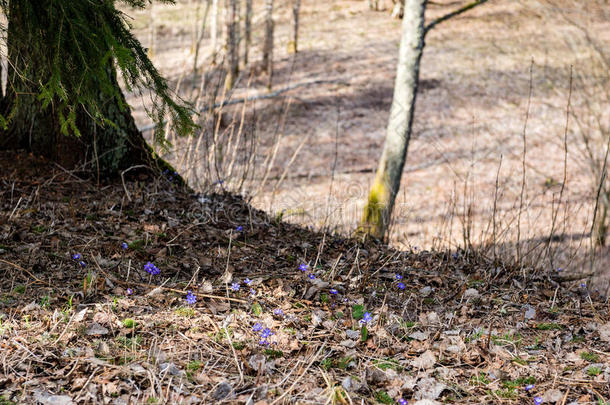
[121,1,610,291]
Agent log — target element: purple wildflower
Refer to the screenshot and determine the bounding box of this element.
[299,263,308,272]
[397,282,405,290]
[395,274,402,280]
[231,282,240,291]
[253,323,263,332]
[534,397,543,405]
[330,288,338,295]
[244,278,253,285]
[360,312,372,325]
[308,273,315,280]
[398,400,408,405]
[525,384,534,392]
[144,262,160,275]
[126,288,133,295]
[72,253,81,260]
[121,242,128,250]
[79,261,86,268]
[274,308,284,316]
[236,226,243,232]
[186,290,197,305]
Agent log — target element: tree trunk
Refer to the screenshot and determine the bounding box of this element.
[224,0,239,89]
[593,189,609,247]
[0,0,157,177]
[369,0,379,11]
[262,0,274,89]
[391,0,405,19]
[244,0,252,65]
[211,0,219,65]
[290,0,301,53]
[360,0,427,239]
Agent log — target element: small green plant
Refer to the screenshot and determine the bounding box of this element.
[40,295,50,309]
[116,335,142,349]
[251,302,263,316]
[232,341,245,350]
[373,358,401,371]
[12,285,25,294]
[320,358,332,370]
[492,333,522,347]
[465,329,484,343]
[580,351,599,362]
[320,293,329,304]
[337,356,353,370]
[0,396,16,405]
[470,372,490,386]
[494,388,517,399]
[175,307,196,317]
[122,318,136,328]
[502,376,535,389]
[187,360,202,372]
[374,390,394,404]
[587,366,602,377]
[352,304,365,320]
[264,349,284,359]
[128,239,144,250]
[535,323,562,330]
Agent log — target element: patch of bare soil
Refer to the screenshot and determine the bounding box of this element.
[0,151,608,404]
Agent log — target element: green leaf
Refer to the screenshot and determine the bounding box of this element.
[361,325,368,341]
[352,304,365,320]
[251,302,263,316]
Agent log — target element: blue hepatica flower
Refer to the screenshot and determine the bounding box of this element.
[250,288,256,296]
[231,282,240,292]
[308,273,315,280]
[330,288,338,295]
[79,261,87,268]
[126,288,133,295]
[244,278,252,285]
[525,384,534,392]
[236,226,243,232]
[72,253,81,260]
[261,328,273,339]
[299,263,308,272]
[144,261,160,275]
[253,323,263,332]
[534,397,543,405]
[360,312,373,325]
[580,283,586,288]
[186,290,197,305]
[121,242,128,250]
[273,308,284,316]
[397,282,405,290]
[395,274,402,280]
[398,399,408,405]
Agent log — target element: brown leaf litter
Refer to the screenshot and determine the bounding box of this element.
[0,151,608,404]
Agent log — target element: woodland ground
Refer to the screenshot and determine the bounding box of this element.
[125,0,610,292]
[0,152,608,404]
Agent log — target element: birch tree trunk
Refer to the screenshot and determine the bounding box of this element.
[224,0,239,89]
[211,0,219,65]
[262,0,274,89]
[290,0,301,53]
[244,0,252,65]
[361,0,427,239]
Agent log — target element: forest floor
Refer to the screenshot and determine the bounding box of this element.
[123,0,610,292]
[0,151,608,404]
